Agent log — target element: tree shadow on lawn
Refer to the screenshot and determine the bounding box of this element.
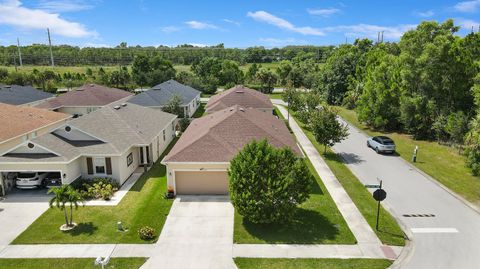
[242,208,340,244]
[377,227,408,242]
[64,222,98,236]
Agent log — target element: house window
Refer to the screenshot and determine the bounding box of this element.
[127,153,133,167]
[163,130,166,141]
[94,157,106,174]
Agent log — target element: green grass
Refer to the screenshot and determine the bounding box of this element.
[192,103,206,118]
[240,62,281,72]
[234,155,356,244]
[0,258,146,269]
[268,93,284,99]
[12,139,178,244]
[234,258,392,269]
[336,106,480,205]
[290,112,405,246]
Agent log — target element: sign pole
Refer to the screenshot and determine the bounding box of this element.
[375,180,383,231]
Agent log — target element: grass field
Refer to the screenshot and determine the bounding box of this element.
[234,258,392,269]
[13,139,178,244]
[0,258,146,269]
[336,107,480,205]
[289,110,405,246]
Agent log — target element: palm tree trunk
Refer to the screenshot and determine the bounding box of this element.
[63,207,69,227]
[70,204,73,226]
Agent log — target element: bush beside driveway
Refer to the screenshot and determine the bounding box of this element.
[12,139,178,244]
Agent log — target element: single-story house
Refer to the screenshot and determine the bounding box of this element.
[162,105,301,195]
[127,79,201,118]
[0,84,55,106]
[205,85,273,114]
[36,84,133,117]
[0,102,177,188]
[0,103,71,155]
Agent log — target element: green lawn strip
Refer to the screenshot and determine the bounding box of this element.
[12,139,178,244]
[336,106,480,204]
[234,149,356,244]
[0,258,146,269]
[234,258,392,269]
[291,112,405,246]
[192,103,206,118]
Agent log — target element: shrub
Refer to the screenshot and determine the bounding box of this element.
[229,139,313,224]
[138,226,156,240]
[75,178,119,201]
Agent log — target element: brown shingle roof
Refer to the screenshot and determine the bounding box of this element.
[0,103,70,142]
[36,84,133,109]
[163,105,301,163]
[205,85,273,113]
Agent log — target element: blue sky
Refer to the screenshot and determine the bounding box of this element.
[0,0,479,48]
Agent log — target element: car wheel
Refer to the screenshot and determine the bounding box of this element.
[375,147,380,154]
[367,141,370,148]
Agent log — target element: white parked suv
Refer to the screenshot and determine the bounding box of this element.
[367,136,396,154]
[16,172,48,189]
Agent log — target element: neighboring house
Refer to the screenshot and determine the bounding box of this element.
[162,105,301,195]
[205,85,273,114]
[0,103,177,191]
[0,84,55,106]
[36,84,133,117]
[127,79,201,118]
[0,103,71,155]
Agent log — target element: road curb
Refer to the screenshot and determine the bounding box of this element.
[340,116,480,216]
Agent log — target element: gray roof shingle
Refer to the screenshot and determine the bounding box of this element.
[0,84,54,105]
[128,79,200,107]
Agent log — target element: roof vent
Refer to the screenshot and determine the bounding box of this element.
[121,103,127,107]
[90,84,95,87]
[114,105,121,110]
[239,107,245,112]
[235,90,244,93]
[4,85,11,89]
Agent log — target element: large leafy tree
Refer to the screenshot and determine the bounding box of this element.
[229,139,313,224]
[310,105,349,153]
[131,55,176,87]
[162,94,185,118]
[256,68,277,93]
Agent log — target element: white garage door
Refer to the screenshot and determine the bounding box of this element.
[175,171,229,195]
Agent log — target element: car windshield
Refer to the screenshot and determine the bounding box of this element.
[18,172,36,178]
[381,139,394,145]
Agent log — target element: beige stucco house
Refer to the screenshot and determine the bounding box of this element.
[0,103,176,193]
[162,105,301,195]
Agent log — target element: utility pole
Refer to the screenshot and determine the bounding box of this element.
[17,37,22,67]
[47,28,54,67]
[381,31,384,43]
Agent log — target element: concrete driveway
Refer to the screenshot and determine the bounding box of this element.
[0,189,50,250]
[141,196,236,269]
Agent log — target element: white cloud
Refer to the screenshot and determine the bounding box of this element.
[259,37,306,45]
[307,8,341,17]
[81,42,111,48]
[161,26,181,33]
[454,0,480,12]
[185,20,218,30]
[36,0,94,13]
[457,18,480,31]
[188,43,208,47]
[0,0,96,38]
[416,10,435,17]
[247,11,324,36]
[223,19,241,26]
[324,23,416,39]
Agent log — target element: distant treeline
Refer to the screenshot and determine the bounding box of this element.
[0,43,334,66]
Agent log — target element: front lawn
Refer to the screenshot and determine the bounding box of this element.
[0,258,146,269]
[192,103,206,118]
[292,112,405,246]
[234,157,356,244]
[337,107,480,204]
[13,139,178,244]
[234,258,392,269]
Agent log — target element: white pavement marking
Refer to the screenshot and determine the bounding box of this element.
[276,104,382,245]
[410,228,459,234]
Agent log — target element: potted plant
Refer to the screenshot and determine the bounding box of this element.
[165,186,175,199]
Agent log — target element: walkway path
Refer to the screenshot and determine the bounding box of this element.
[276,104,381,246]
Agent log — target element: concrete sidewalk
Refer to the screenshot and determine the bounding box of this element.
[276,105,381,245]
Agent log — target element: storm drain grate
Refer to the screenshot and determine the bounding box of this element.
[402,214,435,217]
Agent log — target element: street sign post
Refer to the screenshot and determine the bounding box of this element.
[372,180,387,231]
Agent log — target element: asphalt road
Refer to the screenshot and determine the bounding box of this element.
[333,119,480,269]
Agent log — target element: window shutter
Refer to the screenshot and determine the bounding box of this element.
[86,157,93,175]
[106,157,112,175]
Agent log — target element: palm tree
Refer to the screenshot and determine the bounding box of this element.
[48,185,69,227]
[66,186,84,226]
